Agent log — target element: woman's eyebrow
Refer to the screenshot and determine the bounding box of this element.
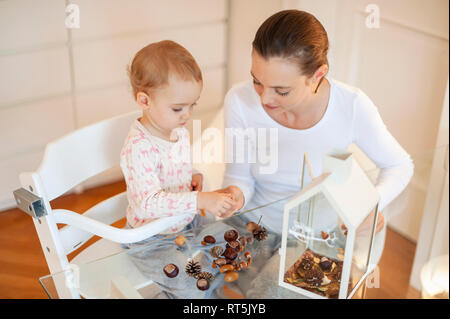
[250,72,291,89]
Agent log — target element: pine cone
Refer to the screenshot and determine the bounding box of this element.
[253,226,267,241]
[299,251,315,271]
[299,258,314,271]
[185,260,201,278]
[195,271,213,281]
[304,268,324,287]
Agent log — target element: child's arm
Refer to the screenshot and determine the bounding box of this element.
[121,141,198,219]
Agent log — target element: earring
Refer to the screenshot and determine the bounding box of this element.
[314,77,324,94]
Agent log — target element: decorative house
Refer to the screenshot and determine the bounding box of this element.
[278,151,380,299]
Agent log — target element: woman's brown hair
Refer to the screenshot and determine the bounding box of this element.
[252,10,329,81]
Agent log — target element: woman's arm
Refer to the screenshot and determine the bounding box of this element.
[353,91,414,219]
[221,89,256,210]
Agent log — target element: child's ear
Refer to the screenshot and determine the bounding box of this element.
[136,92,151,110]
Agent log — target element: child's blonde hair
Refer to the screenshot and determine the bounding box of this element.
[127,40,202,99]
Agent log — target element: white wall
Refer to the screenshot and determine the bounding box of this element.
[227,0,284,88]
[282,0,449,243]
[0,0,229,210]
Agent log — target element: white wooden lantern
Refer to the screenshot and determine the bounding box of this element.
[278,151,380,299]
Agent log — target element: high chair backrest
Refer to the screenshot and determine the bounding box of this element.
[18,111,141,293]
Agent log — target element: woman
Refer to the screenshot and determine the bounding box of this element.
[220,10,413,260]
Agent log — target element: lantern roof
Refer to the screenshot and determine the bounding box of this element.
[285,152,380,229]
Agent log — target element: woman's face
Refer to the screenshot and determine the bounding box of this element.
[250,50,315,116]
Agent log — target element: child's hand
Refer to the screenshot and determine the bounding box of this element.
[197,192,237,218]
[217,186,244,213]
[191,173,203,191]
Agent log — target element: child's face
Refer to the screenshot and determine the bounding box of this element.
[139,75,202,133]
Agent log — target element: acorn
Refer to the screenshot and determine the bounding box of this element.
[220,264,234,273]
[163,264,179,278]
[224,271,239,283]
[174,235,186,247]
[204,235,216,244]
[197,278,210,290]
[222,247,238,261]
[224,229,238,242]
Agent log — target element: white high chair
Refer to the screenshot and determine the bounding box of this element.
[14,111,192,299]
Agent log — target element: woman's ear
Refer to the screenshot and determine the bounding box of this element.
[136,92,151,110]
[314,64,328,83]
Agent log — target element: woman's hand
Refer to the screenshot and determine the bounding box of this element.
[357,211,385,236]
[191,173,203,191]
[197,192,237,218]
[217,186,245,213]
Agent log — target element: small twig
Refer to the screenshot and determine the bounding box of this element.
[257,215,262,226]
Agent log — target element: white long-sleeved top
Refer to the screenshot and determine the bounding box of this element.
[222,78,414,231]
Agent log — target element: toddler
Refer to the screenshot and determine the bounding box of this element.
[120,40,237,238]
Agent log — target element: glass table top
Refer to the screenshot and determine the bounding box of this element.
[39,197,369,299]
[39,145,448,299]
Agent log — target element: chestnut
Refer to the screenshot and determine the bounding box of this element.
[163,264,179,278]
[225,258,234,265]
[222,247,238,261]
[226,240,240,252]
[197,278,210,291]
[224,229,238,242]
[246,222,259,234]
[204,235,216,244]
[215,258,227,266]
[319,260,332,271]
[210,246,224,258]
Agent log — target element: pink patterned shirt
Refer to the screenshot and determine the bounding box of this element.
[120,119,198,233]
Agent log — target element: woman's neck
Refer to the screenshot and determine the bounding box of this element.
[284,78,330,129]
